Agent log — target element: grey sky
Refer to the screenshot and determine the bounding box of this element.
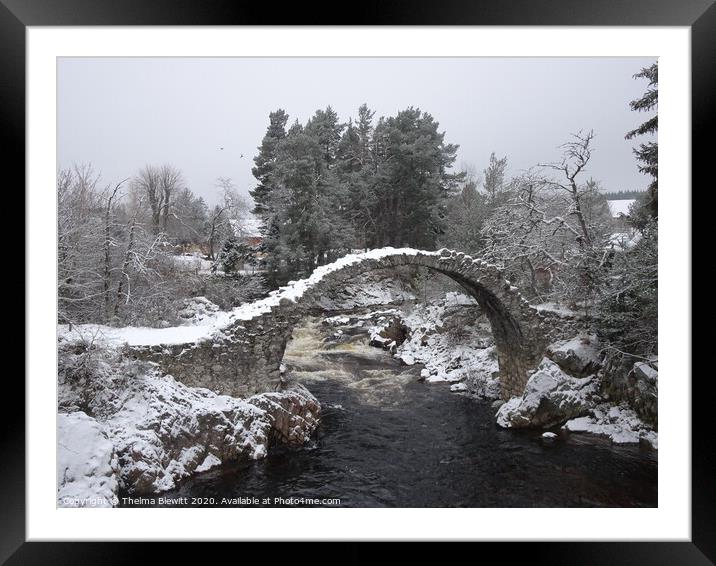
[58,57,656,206]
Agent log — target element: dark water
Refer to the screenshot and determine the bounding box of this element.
[123,318,657,508]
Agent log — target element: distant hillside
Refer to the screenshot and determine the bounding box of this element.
[601,190,646,200]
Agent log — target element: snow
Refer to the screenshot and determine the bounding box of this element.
[366,295,500,398]
[548,334,602,376]
[563,404,657,448]
[551,336,601,366]
[607,199,636,217]
[57,344,319,500]
[177,296,221,324]
[58,247,435,348]
[606,231,641,251]
[195,453,222,473]
[633,361,658,384]
[171,253,214,273]
[496,358,598,429]
[233,213,263,238]
[443,291,477,306]
[57,412,119,507]
[542,432,557,439]
[314,279,415,310]
[533,302,578,317]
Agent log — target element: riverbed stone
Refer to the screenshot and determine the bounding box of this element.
[496,358,599,429]
[547,334,602,377]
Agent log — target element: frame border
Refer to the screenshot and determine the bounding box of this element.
[7,0,713,562]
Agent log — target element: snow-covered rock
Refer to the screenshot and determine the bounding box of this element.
[496,358,598,429]
[314,276,416,311]
[58,343,320,499]
[57,412,119,507]
[547,334,602,377]
[563,403,657,448]
[176,296,220,324]
[633,361,658,384]
[600,353,658,427]
[380,299,500,398]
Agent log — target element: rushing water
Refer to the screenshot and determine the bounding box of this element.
[127,316,657,508]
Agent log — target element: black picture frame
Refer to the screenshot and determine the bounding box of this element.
[6,0,712,562]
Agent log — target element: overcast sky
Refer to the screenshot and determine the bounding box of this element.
[58,57,656,206]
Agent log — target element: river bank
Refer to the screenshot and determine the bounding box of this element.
[57,281,657,507]
[122,315,656,508]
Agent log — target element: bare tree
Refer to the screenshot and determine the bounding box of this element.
[114,196,143,319]
[159,164,184,233]
[206,177,249,260]
[58,165,106,324]
[539,130,596,248]
[482,133,611,305]
[132,164,185,235]
[102,179,129,320]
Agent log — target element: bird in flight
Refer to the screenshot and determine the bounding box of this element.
[219,147,224,150]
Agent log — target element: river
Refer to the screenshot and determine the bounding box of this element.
[124,315,657,508]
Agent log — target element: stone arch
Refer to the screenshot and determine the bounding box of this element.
[293,249,550,399]
[131,248,552,400]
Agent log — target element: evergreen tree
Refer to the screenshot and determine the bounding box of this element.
[483,152,508,200]
[625,62,658,219]
[305,106,343,169]
[356,103,376,168]
[252,104,462,284]
[371,107,462,248]
[250,109,288,218]
[345,105,379,249]
[442,176,489,256]
[270,127,325,274]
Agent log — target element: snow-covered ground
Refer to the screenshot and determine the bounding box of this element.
[365,293,501,399]
[171,253,214,273]
[57,412,120,507]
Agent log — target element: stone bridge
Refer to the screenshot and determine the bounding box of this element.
[130,248,557,400]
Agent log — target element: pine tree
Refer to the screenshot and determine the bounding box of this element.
[305,106,343,169]
[250,109,288,218]
[483,152,508,200]
[371,107,462,248]
[625,62,658,219]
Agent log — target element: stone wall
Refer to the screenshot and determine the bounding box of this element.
[600,352,658,427]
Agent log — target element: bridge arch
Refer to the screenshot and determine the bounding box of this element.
[131,248,553,400]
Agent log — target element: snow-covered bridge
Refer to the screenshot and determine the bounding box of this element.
[129,248,555,400]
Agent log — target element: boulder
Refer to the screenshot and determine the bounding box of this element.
[600,353,658,427]
[248,383,321,446]
[547,334,602,377]
[496,358,598,429]
[562,403,658,448]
